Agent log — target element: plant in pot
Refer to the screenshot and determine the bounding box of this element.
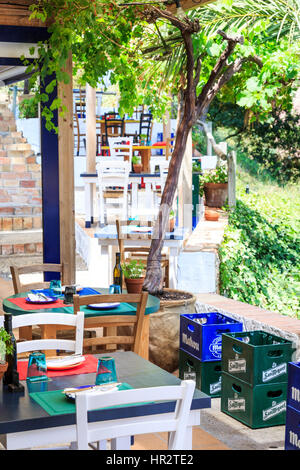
[0,327,13,381]
[199,165,228,208]
[132,155,143,173]
[139,134,148,145]
[122,259,145,293]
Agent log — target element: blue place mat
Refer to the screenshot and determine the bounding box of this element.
[32,287,101,297]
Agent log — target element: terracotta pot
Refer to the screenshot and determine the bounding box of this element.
[169,217,175,232]
[125,277,145,294]
[205,209,219,221]
[133,164,143,173]
[204,182,228,208]
[0,362,8,380]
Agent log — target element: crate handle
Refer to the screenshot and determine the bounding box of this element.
[187,324,195,333]
[267,349,283,357]
[233,344,243,354]
[267,389,283,398]
[186,360,195,368]
[214,365,222,372]
[232,383,242,394]
[216,328,231,334]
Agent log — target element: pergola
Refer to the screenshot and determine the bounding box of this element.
[0,0,213,285]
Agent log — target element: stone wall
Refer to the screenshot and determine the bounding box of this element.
[0,97,42,257]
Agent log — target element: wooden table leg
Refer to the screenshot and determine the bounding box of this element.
[41,325,57,357]
[140,148,151,173]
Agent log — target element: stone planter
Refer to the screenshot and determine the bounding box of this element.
[204,182,228,208]
[149,289,196,372]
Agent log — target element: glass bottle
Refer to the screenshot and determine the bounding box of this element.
[3,313,24,391]
[113,252,123,293]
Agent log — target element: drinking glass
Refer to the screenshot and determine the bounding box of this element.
[64,285,76,304]
[50,279,62,298]
[27,351,48,382]
[109,284,121,294]
[95,357,117,385]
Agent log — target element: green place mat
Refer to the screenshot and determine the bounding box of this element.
[29,383,133,416]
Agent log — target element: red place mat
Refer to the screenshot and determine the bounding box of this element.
[8,297,67,311]
[18,354,98,380]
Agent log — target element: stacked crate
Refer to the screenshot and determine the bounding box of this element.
[221,331,295,429]
[179,312,243,398]
[285,361,300,450]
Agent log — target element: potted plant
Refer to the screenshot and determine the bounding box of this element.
[0,327,13,381]
[169,209,176,232]
[139,134,148,145]
[199,165,228,208]
[132,155,143,173]
[122,259,145,293]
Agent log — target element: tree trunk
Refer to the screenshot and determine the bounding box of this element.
[143,102,194,293]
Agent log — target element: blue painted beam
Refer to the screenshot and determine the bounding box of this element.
[40,73,61,281]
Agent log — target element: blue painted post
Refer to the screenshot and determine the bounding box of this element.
[40,74,61,281]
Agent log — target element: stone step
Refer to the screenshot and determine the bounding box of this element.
[0,229,43,256]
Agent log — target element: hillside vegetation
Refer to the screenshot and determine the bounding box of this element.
[219,152,300,318]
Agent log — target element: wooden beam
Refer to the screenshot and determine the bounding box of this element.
[86,84,96,173]
[0,2,49,27]
[58,51,76,285]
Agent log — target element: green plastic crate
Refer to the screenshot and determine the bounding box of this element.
[179,349,222,397]
[221,372,287,428]
[221,330,295,386]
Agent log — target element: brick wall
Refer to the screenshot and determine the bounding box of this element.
[0,98,43,256]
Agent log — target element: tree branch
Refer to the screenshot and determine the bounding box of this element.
[198,120,227,163]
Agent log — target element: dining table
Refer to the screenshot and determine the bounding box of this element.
[94,224,188,289]
[0,350,211,450]
[2,287,160,359]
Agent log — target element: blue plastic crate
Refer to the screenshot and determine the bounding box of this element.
[180,312,243,362]
[287,362,300,412]
[285,405,300,450]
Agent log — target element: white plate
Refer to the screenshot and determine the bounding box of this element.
[46,355,85,370]
[87,302,120,310]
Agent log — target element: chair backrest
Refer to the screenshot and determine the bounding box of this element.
[116,219,153,264]
[139,113,152,142]
[96,160,130,190]
[104,112,125,145]
[10,264,63,294]
[12,311,84,355]
[75,379,195,450]
[73,291,148,354]
[108,136,133,165]
[159,161,169,192]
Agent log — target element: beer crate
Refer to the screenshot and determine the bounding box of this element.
[220,372,287,429]
[179,349,222,397]
[285,405,300,450]
[287,361,300,412]
[221,331,294,386]
[180,312,243,362]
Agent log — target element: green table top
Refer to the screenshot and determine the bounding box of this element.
[2,287,160,317]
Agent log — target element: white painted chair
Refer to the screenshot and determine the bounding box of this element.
[12,312,84,355]
[153,160,169,208]
[96,160,130,225]
[108,136,133,166]
[75,380,195,450]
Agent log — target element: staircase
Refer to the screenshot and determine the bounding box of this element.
[0,94,42,270]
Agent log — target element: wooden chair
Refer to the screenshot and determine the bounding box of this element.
[75,379,195,450]
[108,136,133,165]
[96,160,130,225]
[116,219,169,288]
[10,263,63,294]
[73,113,86,156]
[73,291,148,357]
[12,311,84,356]
[139,112,153,142]
[103,112,125,146]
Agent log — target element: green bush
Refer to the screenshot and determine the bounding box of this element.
[219,190,300,318]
